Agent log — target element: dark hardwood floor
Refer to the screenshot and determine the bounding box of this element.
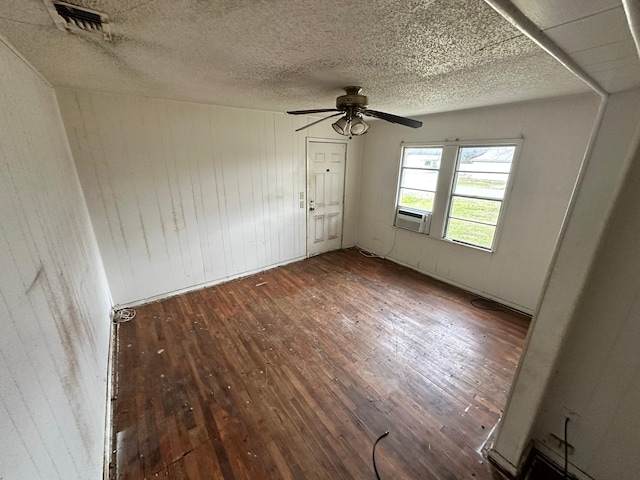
[111,248,530,479]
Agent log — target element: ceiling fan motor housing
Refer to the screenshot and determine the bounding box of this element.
[336,86,368,111]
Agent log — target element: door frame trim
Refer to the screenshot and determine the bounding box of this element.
[305,137,349,257]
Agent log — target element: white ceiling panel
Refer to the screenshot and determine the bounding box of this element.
[544,7,631,54]
[510,0,620,29]
[570,39,639,67]
[571,38,640,93]
[588,63,640,93]
[520,2,640,93]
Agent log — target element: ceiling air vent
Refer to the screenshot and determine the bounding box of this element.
[44,1,111,40]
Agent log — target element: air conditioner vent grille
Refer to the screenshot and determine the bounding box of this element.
[45,1,111,40]
[54,3,102,27]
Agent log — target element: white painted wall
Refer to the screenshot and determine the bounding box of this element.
[0,39,112,479]
[490,89,640,477]
[535,125,640,479]
[56,89,362,306]
[356,95,600,313]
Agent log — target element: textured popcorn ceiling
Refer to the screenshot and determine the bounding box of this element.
[0,0,607,115]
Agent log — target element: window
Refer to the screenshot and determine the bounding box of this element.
[397,147,443,212]
[395,141,519,251]
[445,146,516,249]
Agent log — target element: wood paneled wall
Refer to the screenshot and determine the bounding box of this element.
[57,89,362,306]
[0,40,112,479]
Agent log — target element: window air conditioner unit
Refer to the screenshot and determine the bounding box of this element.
[395,207,431,234]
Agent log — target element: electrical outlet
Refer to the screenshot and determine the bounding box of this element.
[299,200,304,208]
[562,407,579,424]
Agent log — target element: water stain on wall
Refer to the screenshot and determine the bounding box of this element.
[28,264,98,455]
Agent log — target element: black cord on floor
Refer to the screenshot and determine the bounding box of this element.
[564,417,569,479]
[372,431,390,480]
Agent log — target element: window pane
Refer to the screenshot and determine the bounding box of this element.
[403,147,443,169]
[446,218,496,249]
[453,172,509,199]
[401,168,439,191]
[458,146,515,173]
[450,197,501,225]
[399,189,435,211]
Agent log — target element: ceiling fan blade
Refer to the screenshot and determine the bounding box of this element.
[287,108,341,115]
[363,109,423,128]
[295,112,343,132]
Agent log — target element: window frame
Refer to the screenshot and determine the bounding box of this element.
[394,139,522,252]
[395,145,444,218]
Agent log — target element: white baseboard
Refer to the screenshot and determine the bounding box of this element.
[103,316,116,480]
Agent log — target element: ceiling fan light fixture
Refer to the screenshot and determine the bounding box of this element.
[349,116,369,135]
[332,116,349,135]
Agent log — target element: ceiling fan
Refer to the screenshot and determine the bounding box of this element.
[286,86,423,137]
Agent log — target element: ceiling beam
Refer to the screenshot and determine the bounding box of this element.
[623,0,640,60]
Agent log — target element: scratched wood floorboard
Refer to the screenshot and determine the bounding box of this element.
[111,248,529,479]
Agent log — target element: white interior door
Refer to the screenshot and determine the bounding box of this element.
[307,140,346,256]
